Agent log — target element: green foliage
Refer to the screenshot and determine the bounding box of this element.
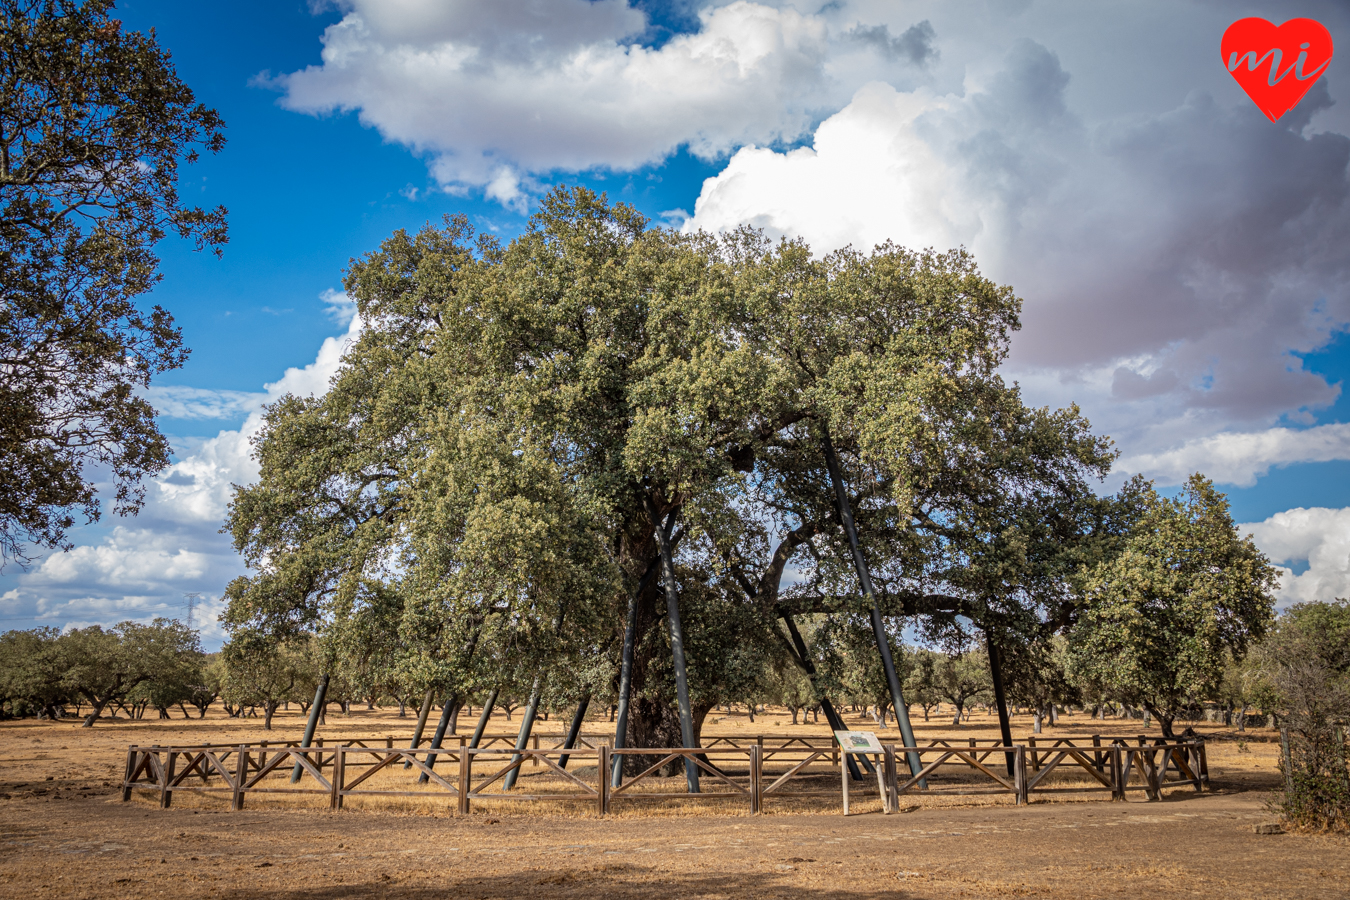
[220,635,314,729]
[223,188,1117,746]
[903,648,943,721]
[814,615,906,714]
[932,646,992,726]
[0,626,69,716]
[0,0,226,567]
[1067,475,1278,737]
[999,634,1077,725]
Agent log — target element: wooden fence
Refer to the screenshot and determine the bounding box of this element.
[121,734,1207,816]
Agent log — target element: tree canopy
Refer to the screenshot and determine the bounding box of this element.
[223,188,1128,748]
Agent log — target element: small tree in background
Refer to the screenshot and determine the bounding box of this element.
[1068,475,1277,738]
[221,636,307,730]
[185,653,223,718]
[60,618,201,726]
[1002,635,1078,733]
[933,647,991,726]
[0,627,69,718]
[904,649,943,722]
[1265,599,1350,832]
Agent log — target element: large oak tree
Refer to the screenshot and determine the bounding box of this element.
[224,188,1118,750]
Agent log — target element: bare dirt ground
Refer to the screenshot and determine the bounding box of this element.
[0,706,1342,898]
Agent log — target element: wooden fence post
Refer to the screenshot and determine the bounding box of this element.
[160,751,177,809]
[750,746,761,815]
[884,745,897,812]
[1092,735,1103,774]
[232,746,247,811]
[121,749,136,802]
[598,746,610,817]
[1111,745,1124,800]
[1014,746,1028,805]
[330,747,344,810]
[458,748,471,816]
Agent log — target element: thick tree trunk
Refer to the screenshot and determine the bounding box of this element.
[81,699,107,728]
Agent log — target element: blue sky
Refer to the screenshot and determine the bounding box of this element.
[3,0,1350,643]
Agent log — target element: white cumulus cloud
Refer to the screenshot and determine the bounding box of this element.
[1117,423,1350,488]
[275,1,937,192]
[1242,507,1350,607]
[683,25,1350,480]
[143,386,267,421]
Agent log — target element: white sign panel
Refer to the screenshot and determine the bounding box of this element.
[834,730,884,753]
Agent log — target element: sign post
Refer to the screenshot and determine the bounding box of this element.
[835,731,890,814]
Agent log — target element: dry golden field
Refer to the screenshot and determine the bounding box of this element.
[0,704,1342,899]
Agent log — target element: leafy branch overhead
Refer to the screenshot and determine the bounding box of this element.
[0,0,227,567]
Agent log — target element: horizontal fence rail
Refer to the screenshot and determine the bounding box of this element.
[121,734,1207,815]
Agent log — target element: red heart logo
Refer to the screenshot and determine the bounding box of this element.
[1222,18,1334,122]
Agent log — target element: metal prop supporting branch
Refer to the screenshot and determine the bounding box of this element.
[503,678,543,790]
[418,694,460,784]
[470,687,499,748]
[986,631,1016,777]
[559,692,591,770]
[291,673,328,783]
[820,427,923,780]
[612,534,671,788]
[780,612,869,781]
[403,690,435,769]
[645,495,699,793]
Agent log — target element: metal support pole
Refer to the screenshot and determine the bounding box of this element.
[418,694,459,784]
[560,692,591,769]
[470,687,498,748]
[782,613,870,779]
[820,429,922,780]
[645,495,699,793]
[404,689,435,769]
[292,673,328,783]
[986,632,1016,777]
[503,678,542,791]
[612,581,640,787]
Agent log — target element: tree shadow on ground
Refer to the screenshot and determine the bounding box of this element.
[213,867,942,900]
